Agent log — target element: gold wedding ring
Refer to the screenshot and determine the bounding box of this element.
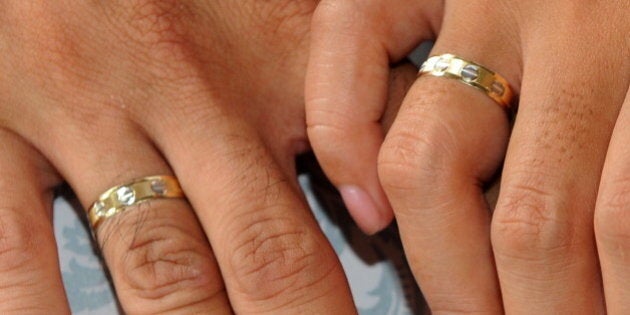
[88,175,185,230]
[419,54,514,108]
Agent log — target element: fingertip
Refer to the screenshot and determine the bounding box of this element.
[339,185,393,235]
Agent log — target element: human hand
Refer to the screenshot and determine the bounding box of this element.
[0,1,361,314]
[306,0,629,313]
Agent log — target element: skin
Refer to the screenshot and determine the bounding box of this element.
[0,0,421,313]
[306,0,629,314]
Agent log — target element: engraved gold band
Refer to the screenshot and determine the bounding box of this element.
[88,175,185,230]
[419,54,514,108]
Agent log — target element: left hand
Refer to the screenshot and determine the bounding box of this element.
[306,0,629,313]
[0,1,353,314]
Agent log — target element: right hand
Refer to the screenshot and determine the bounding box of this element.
[306,0,629,313]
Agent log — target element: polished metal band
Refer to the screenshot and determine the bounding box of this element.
[88,175,185,230]
[419,54,514,108]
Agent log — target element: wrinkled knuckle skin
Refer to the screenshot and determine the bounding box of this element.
[595,177,630,248]
[227,215,337,307]
[120,0,189,47]
[101,213,221,311]
[492,181,574,258]
[378,123,455,193]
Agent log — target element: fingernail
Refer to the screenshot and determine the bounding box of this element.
[339,185,387,235]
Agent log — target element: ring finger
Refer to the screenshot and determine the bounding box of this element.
[377,1,522,312]
[19,114,232,314]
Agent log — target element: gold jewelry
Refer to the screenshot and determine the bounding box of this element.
[88,175,184,230]
[419,53,514,108]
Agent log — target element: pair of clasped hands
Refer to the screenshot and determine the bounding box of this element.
[0,0,627,314]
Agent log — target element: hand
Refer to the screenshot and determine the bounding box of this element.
[306,0,629,313]
[0,1,358,314]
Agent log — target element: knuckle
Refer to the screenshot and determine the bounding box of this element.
[100,209,222,310]
[226,214,337,306]
[595,176,630,246]
[121,0,189,47]
[109,0,204,81]
[378,119,456,192]
[492,179,575,257]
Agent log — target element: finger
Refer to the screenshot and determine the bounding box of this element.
[305,0,442,234]
[149,107,357,314]
[21,116,232,315]
[0,130,69,313]
[491,17,628,314]
[595,86,630,314]
[377,1,523,312]
[383,63,421,134]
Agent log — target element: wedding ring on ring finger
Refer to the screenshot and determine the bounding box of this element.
[87,175,185,231]
[419,53,516,109]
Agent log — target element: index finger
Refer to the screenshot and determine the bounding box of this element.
[306,0,442,234]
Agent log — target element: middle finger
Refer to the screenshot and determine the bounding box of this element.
[147,103,358,314]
